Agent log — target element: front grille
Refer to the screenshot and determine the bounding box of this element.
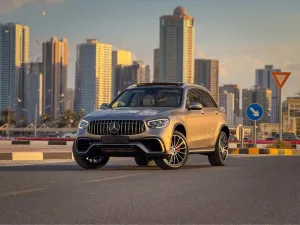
[87,120,146,135]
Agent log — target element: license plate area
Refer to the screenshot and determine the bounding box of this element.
[101,136,129,144]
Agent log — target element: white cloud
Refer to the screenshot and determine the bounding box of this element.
[0,0,64,14]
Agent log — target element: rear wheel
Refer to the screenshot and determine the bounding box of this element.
[154,130,189,170]
[134,156,154,166]
[73,154,109,169]
[208,131,229,166]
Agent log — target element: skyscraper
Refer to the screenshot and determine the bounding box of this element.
[42,36,68,119]
[153,48,160,82]
[25,62,43,123]
[159,6,194,83]
[66,88,75,111]
[75,39,112,114]
[219,91,235,127]
[255,65,281,123]
[194,59,219,103]
[112,50,132,97]
[242,86,272,126]
[219,84,240,117]
[0,23,29,123]
[115,61,151,94]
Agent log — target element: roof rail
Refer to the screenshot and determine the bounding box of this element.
[136,82,184,87]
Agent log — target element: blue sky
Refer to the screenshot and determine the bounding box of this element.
[1,0,300,99]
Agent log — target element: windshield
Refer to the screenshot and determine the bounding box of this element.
[110,88,183,108]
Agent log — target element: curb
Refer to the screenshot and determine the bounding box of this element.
[0,149,299,160]
[229,148,299,155]
[0,152,74,160]
[1,140,73,146]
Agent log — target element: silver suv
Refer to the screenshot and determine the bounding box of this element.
[73,83,229,170]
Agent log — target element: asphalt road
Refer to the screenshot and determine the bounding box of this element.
[0,155,299,224]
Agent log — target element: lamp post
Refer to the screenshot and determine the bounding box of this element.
[7,96,10,138]
[34,103,38,137]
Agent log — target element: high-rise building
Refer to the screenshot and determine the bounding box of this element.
[115,61,151,94]
[219,84,240,117]
[219,91,235,127]
[255,65,281,123]
[66,88,75,111]
[194,59,219,103]
[159,6,194,83]
[75,39,112,114]
[285,97,300,136]
[112,50,132,97]
[153,48,160,82]
[242,86,272,126]
[25,62,43,123]
[0,23,29,123]
[42,36,68,119]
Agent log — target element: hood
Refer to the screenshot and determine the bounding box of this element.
[84,107,179,121]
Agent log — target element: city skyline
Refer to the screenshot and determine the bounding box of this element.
[1,0,299,100]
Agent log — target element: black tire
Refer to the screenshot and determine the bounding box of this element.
[208,131,229,166]
[73,154,109,169]
[154,130,189,170]
[134,156,154,166]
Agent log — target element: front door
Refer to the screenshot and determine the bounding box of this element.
[184,88,208,150]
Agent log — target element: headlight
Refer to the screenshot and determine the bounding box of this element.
[78,119,89,129]
[147,118,169,129]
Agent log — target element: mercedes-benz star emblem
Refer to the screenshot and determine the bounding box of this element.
[109,122,120,134]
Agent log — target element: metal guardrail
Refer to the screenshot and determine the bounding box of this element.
[0,128,77,132]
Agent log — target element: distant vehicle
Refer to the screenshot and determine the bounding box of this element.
[62,131,77,138]
[72,82,230,170]
[266,137,274,141]
[273,133,299,141]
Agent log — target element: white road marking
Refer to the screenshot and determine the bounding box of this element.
[86,172,149,183]
[0,188,45,197]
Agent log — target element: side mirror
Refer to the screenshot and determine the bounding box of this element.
[100,103,109,109]
[188,102,203,110]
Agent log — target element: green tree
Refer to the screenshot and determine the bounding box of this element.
[73,110,86,127]
[1,108,16,125]
[38,114,52,125]
[57,110,76,128]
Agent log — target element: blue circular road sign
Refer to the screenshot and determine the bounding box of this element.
[246,103,264,121]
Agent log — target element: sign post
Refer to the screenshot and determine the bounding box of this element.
[236,124,244,147]
[246,103,264,148]
[272,72,291,142]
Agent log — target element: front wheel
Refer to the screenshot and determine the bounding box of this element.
[73,154,110,169]
[154,130,189,170]
[208,131,229,166]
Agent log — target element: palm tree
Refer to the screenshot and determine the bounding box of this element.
[38,114,52,126]
[73,110,86,127]
[1,108,16,125]
[57,110,75,128]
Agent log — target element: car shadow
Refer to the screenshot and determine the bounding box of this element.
[0,163,213,172]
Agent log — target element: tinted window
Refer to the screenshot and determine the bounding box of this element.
[110,88,182,108]
[187,88,217,108]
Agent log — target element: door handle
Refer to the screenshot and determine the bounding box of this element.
[215,111,218,114]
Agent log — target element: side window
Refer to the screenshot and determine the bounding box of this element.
[187,88,218,108]
[201,90,218,108]
[187,88,200,107]
[207,93,218,108]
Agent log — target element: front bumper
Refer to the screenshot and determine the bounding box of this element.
[72,136,171,159]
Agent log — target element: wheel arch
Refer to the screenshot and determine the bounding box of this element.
[172,123,186,137]
[219,124,230,139]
